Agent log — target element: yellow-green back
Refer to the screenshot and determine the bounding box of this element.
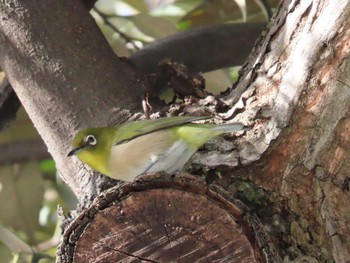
[68,116,245,180]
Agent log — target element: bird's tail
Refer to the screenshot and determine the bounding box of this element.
[176,122,249,149]
[207,122,249,133]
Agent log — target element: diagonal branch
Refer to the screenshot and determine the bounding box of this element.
[0,139,50,165]
[129,23,266,74]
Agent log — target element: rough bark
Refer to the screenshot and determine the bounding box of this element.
[58,173,281,263]
[0,23,264,133]
[0,0,145,203]
[0,0,349,262]
[211,0,350,261]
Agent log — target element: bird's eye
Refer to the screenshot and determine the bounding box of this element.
[85,135,97,146]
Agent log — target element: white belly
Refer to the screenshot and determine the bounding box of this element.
[108,130,196,182]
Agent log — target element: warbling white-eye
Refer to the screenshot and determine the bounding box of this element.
[67,116,246,182]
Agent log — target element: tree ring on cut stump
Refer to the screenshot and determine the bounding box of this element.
[58,173,279,262]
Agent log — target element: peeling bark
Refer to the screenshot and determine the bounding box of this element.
[220,0,350,261]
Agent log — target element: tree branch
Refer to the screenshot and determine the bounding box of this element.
[0,0,145,203]
[82,0,96,10]
[0,139,50,165]
[219,0,350,261]
[129,23,266,73]
[0,23,265,130]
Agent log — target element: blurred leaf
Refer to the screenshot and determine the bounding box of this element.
[158,87,176,103]
[171,0,203,14]
[32,252,54,263]
[35,220,61,257]
[91,15,132,56]
[178,0,274,29]
[0,225,34,263]
[55,174,77,210]
[0,224,32,253]
[110,39,133,56]
[130,14,177,39]
[178,0,244,29]
[95,0,139,16]
[107,17,154,42]
[39,160,55,175]
[0,163,44,245]
[254,0,272,19]
[123,0,149,13]
[235,0,247,22]
[13,253,34,263]
[0,243,12,262]
[150,0,201,18]
[92,9,154,46]
[227,66,240,81]
[203,69,233,94]
[0,107,39,144]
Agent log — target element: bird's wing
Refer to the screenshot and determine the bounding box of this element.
[112,116,211,145]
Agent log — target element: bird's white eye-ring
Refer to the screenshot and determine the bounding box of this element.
[85,135,97,146]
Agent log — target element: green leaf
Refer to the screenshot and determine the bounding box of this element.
[130,14,177,39]
[151,0,200,17]
[0,108,39,144]
[94,0,139,16]
[123,0,149,13]
[235,0,247,22]
[254,0,272,19]
[178,0,245,29]
[39,160,55,174]
[0,242,13,262]
[0,163,44,245]
[202,69,233,94]
[178,0,277,28]
[0,224,32,253]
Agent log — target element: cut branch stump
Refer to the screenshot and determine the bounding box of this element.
[58,173,281,262]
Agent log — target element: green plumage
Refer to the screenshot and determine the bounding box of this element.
[68,116,246,181]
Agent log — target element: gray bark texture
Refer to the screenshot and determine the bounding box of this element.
[0,0,349,261]
[128,23,266,74]
[0,0,145,204]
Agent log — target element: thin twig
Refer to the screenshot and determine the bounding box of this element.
[92,7,140,50]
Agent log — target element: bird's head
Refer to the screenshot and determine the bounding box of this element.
[67,128,114,175]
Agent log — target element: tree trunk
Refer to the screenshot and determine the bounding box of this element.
[0,0,145,203]
[219,0,350,261]
[0,0,349,262]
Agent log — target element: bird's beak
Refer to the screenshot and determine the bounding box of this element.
[67,144,88,157]
[67,149,76,157]
[67,145,87,157]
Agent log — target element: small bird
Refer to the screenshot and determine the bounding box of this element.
[67,116,246,182]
